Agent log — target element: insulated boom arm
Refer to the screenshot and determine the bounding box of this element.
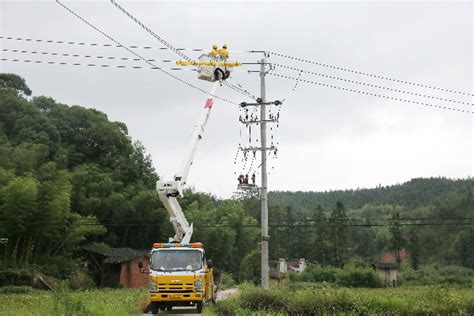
[156,82,219,243]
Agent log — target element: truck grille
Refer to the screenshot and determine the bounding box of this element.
[157,283,194,293]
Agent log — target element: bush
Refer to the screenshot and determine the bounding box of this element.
[290,265,382,288]
[216,285,474,315]
[40,256,79,279]
[53,281,91,316]
[238,284,288,312]
[239,250,260,284]
[219,272,236,290]
[69,271,95,290]
[401,264,474,286]
[0,285,34,294]
[336,266,383,288]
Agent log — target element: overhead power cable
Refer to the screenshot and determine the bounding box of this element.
[269,72,473,115]
[275,63,474,107]
[0,57,196,71]
[55,0,236,105]
[109,0,257,101]
[8,222,474,228]
[0,56,251,73]
[1,48,170,63]
[25,216,474,223]
[270,51,474,97]
[0,35,251,53]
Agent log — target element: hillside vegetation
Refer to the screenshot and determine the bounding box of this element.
[0,73,472,288]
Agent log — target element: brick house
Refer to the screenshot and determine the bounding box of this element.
[81,245,150,288]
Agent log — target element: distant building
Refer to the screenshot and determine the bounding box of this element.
[80,246,149,288]
[373,262,399,287]
[270,258,307,283]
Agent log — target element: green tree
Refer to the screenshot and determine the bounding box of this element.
[389,212,405,264]
[408,227,420,269]
[239,250,260,284]
[328,201,348,267]
[0,73,32,96]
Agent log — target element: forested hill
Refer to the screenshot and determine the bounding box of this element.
[269,177,474,213]
[0,73,170,269]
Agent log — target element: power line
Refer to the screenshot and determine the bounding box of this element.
[36,216,474,223]
[274,63,474,107]
[55,0,237,105]
[2,48,172,63]
[4,222,474,228]
[270,51,474,97]
[109,0,257,101]
[0,57,196,71]
[269,72,474,115]
[0,35,251,53]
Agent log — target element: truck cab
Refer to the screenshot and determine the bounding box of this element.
[147,242,214,314]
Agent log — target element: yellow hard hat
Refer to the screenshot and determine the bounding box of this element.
[223,44,228,49]
[212,44,218,49]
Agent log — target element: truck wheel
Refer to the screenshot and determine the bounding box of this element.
[150,302,159,315]
[196,301,203,313]
[166,305,173,311]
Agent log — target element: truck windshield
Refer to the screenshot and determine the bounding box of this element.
[151,250,203,272]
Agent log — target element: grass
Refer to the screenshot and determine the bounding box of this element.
[0,287,147,316]
[213,283,474,315]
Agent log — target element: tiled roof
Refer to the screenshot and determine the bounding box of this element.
[83,245,149,263]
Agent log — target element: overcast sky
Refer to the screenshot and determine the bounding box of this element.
[1,0,473,198]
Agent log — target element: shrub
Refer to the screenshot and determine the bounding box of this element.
[290,265,382,288]
[401,264,474,286]
[69,271,95,290]
[239,284,288,312]
[53,281,91,316]
[289,266,338,283]
[215,285,474,315]
[239,250,260,284]
[219,272,236,290]
[336,266,383,288]
[0,285,34,294]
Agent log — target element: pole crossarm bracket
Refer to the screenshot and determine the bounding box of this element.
[239,118,279,124]
[240,99,282,107]
[176,60,242,67]
[239,146,277,152]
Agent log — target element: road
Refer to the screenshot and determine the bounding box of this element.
[141,288,238,315]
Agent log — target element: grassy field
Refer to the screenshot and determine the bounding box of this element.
[0,287,147,316]
[1,284,473,315]
[214,283,474,315]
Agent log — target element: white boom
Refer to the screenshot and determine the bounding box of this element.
[156,82,219,243]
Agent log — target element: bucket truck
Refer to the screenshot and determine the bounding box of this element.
[144,47,239,314]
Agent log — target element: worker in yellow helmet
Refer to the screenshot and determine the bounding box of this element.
[218,44,229,60]
[210,44,219,59]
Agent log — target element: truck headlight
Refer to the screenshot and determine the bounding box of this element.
[150,279,157,292]
[194,279,203,292]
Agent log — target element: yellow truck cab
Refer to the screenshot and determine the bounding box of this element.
[147,242,214,314]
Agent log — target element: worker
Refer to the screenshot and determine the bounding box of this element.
[210,44,219,59]
[251,173,256,185]
[244,174,249,185]
[188,253,201,270]
[218,44,229,60]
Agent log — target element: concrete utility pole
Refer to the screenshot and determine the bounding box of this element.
[259,57,270,290]
[239,56,281,289]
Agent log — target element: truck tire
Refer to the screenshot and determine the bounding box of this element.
[150,302,159,315]
[196,301,203,313]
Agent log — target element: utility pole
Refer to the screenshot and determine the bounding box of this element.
[239,56,281,289]
[259,57,270,290]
